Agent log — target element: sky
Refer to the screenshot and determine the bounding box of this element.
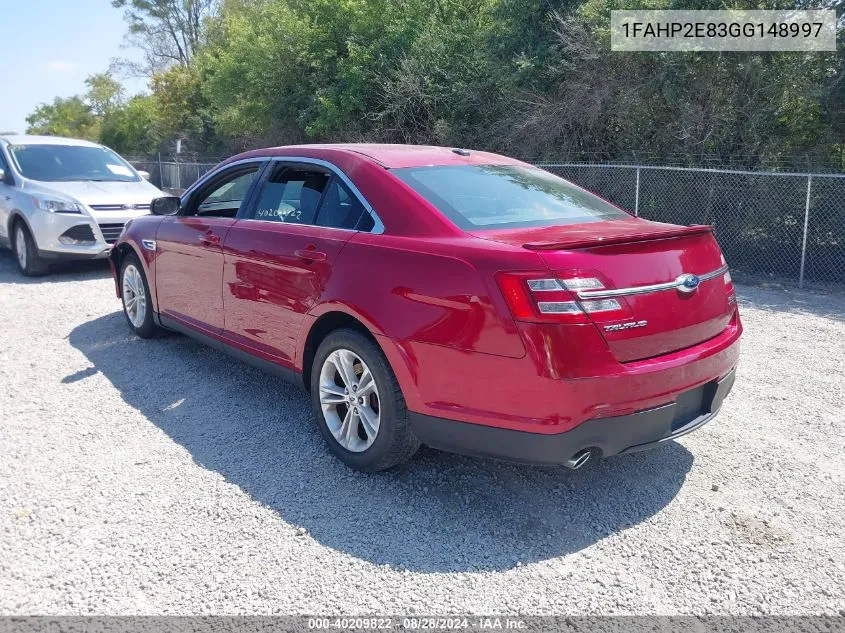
[0,0,146,134]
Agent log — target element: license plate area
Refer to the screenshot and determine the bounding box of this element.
[670,381,719,431]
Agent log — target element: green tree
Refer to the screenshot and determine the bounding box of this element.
[25,96,98,140]
[372,7,500,146]
[498,0,842,163]
[112,0,218,74]
[85,73,125,117]
[198,0,500,144]
[100,95,160,155]
[151,65,219,153]
[24,0,845,165]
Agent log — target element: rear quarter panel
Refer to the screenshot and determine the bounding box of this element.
[303,233,544,363]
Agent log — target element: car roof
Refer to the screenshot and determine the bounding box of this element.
[0,134,103,148]
[235,143,526,169]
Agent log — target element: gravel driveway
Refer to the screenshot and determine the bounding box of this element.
[1,250,843,615]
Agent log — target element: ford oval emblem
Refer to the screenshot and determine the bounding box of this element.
[677,273,701,293]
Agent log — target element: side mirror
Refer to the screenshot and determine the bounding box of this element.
[150,196,181,216]
[138,170,151,181]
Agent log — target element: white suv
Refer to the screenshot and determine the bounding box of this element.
[0,135,165,275]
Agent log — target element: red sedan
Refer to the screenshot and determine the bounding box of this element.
[109,144,741,472]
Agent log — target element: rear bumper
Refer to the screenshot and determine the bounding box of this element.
[377,311,742,434]
[409,368,736,465]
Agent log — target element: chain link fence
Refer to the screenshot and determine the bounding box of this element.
[130,158,845,288]
[539,164,845,288]
[132,159,219,194]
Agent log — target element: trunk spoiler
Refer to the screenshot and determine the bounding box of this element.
[522,225,714,251]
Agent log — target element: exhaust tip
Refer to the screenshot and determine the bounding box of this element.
[565,449,592,470]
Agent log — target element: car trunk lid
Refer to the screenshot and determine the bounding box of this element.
[476,218,736,362]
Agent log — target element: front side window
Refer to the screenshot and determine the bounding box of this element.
[393,164,629,230]
[189,165,261,218]
[8,144,140,183]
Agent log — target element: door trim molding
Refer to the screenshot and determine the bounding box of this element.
[183,156,385,234]
[157,313,305,389]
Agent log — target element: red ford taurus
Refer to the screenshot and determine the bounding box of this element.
[109,144,741,472]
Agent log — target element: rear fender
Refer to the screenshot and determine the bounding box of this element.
[314,233,534,359]
[295,303,426,413]
[298,235,540,412]
[297,302,389,376]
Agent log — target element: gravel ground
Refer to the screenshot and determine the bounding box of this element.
[1,250,844,616]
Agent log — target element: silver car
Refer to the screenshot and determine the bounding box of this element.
[0,135,165,275]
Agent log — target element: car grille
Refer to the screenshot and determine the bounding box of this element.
[98,223,125,244]
[90,203,151,211]
[60,224,96,243]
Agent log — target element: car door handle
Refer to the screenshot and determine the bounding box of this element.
[295,248,327,262]
[199,234,220,246]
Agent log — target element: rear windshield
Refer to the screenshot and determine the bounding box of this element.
[8,144,140,183]
[392,164,629,229]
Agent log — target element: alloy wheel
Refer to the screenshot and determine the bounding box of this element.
[15,227,26,269]
[319,348,380,452]
[122,264,147,328]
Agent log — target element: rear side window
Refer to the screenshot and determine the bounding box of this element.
[253,165,330,225]
[315,179,373,231]
[393,165,629,229]
[252,162,375,231]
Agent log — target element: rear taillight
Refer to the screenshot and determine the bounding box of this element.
[721,254,733,286]
[496,272,629,323]
[581,298,623,313]
[496,272,539,320]
[721,254,737,307]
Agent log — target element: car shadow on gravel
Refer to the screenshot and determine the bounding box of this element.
[0,250,112,283]
[70,312,694,573]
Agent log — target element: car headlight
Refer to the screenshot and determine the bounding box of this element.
[31,196,84,214]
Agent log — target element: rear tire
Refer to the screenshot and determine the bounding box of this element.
[310,329,420,472]
[12,222,48,276]
[120,253,160,338]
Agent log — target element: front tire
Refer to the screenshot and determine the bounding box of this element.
[13,222,48,276]
[310,329,420,472]
[120,254,159,338]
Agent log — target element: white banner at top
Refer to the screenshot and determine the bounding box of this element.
[610,10,837,52]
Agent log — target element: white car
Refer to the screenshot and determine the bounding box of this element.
[0,135,165,275]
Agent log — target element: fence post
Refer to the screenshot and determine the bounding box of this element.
[634,167,641,216]
[799,174,812,289]
[157,152,163,187]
